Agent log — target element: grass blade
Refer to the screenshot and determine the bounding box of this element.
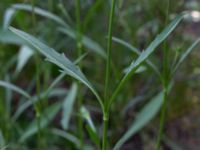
[172,37,200,75]
[113,91,164,150]
[80,106,96,132]
[3,8,15,29]
[126,13,185,76]
[10,27,103,109]
[19,102,61,142]
[112,37,139,54]
[8,4,69,28]
[112,37,160,76]
[13,88,66,120]
[16,45,34,74]
[0,80,31,99]
[81,106,100,148]
[61,83,78,130]
[50,128,81,148]
[0,29,27,45]
[59,27,106,58]
[5,4,106,58]
[0,130,5,148]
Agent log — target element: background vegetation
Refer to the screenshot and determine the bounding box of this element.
[0,0,200,149]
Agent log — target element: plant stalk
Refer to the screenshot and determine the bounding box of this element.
[31,1,43,149]
[102,112,109,150]
[104,0,116,101]
[156,88,168,150]
[103,0,116,149]
[157,1,170,149]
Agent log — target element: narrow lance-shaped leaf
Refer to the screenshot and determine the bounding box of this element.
[16,45,34,74]
[113,91,164,150]
[10,27,104,109]
[61,83,78,130]
[13,52,91,121]
[172,37,200,75]
[0,80,31,99]
[0,29,27,45]
[80,106,96,132]
[3,8,15,29]
[19,102,62,142]
[59,27,106,58]
[81,106,100,148]
[108,13,185,109]
[0,130,5,148]
[4,3,106,58]
[13,88,66,121]
[5,4,69,28]
[51,128,81,148]
[131,13,185,70]
[112,37,160,76]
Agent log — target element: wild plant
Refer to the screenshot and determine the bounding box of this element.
[0,1,199,150]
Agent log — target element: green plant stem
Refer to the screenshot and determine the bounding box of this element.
[156,88,167,150]
[31,1,42,149]
[102,112,109,150]
[104,0,116,102]
[103,0,116,150]
[157,1,170,149]
[76,0,82,56]
[75,0,84,149]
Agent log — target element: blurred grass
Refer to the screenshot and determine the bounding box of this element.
[0,0,200,149]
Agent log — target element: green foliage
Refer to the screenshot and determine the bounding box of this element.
[0,1,199,150]
[114,91,164,150]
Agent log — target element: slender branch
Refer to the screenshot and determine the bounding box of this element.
[103,0,117,150]
[157,0,170,149]
[104,0,117,102]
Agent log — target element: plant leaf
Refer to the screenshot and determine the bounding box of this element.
[19,102,61,142]
[59,27,106,58]
[61,83,78,130]
[109,13,185,109]
[113,91,164,150]
[6,4,69,28]
[16,45,34,74]
[10,27,103,109]
[172,37,200,75]
[50,128,81,148]
[80,106,96,132]
[4,3,106,58]
[112,37,160,76]
[112,37,139,54]
[3,8,15,29]
[0,29,27,45]
[0,130,5,148]
[13,88,66,121]
[0,80,31,99]
[81,106,100,148]
[126,13,185,76]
